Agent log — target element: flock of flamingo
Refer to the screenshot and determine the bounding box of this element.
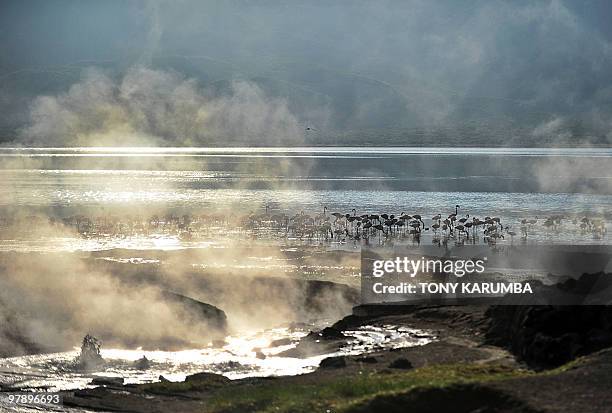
[254,205,507,244]
[1,205,607,246]
[243,205,607,245]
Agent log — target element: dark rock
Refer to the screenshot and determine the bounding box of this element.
[159,375,170,382]
[389,358,413,369]
[220,360,242,369]
[160,291,227,333]
[356,356,378,363]
[319,356,347,369]
[558,272,612,295]
[587,329,612,347]
[318,327,346,340]
[90,377,124,386]
[252,347,266,358]
[485,290,612,368]
[134,356,150,370]
[72,387,111,398]
[76,334,104,371]
[185,372,231,385]
[530,333,580,366]
[332,314,369,330]
[303,326,347,343]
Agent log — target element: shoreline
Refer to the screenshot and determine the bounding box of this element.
[1,247,611,412]
[57,303,612,412]
[59,305,508,412]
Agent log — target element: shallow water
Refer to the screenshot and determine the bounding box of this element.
[1,147,612,204]
[0,324,433,392]
[0,147,611,250]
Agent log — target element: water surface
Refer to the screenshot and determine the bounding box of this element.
[1,147,610,249]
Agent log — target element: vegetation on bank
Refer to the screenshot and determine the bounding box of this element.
[140,363,531,413]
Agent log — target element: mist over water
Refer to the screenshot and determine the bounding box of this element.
[0,146,610,396]
[0,146,610,251]
[2,147,611,210]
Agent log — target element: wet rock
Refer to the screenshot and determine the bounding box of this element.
[389,358,413,369]
[302,326,347,345]
[91,377,124,386]
[317,327,346,340]
[72,387,111,398]
[253,348,266,359]
[159,375,170,382]
[319,356,347,369]
[356,356,378,363]
[219,360,242,370]
[184,372,231,387]
[160,291,227,333]
[134,355,150,370]
[76,335,104,371]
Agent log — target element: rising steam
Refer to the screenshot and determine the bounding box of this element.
[18,66,305,147]
[0,219,358,356]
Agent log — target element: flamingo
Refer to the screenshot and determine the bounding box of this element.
[507,229,517,244]
[431,222,441,234]
[464,221,473,238]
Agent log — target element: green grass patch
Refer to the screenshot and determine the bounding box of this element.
[200,363,531,413]
[140,380,202,394]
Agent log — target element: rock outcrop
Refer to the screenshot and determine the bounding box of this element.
[486,305,612,368]
[160,290,227,333]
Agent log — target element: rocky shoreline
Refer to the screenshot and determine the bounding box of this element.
[2,246,611,412]
[59,301,612,413]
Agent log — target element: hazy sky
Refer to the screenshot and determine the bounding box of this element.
[1,0,611,145]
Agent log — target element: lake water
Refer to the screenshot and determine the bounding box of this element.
[1,147,611,206]
[0,147,611,249]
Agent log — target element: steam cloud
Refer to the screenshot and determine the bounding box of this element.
[0,251,225,355]
[0,219,358,356]
[19,66,305,147]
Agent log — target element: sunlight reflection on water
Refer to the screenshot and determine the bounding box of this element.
[0,325,433,392]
